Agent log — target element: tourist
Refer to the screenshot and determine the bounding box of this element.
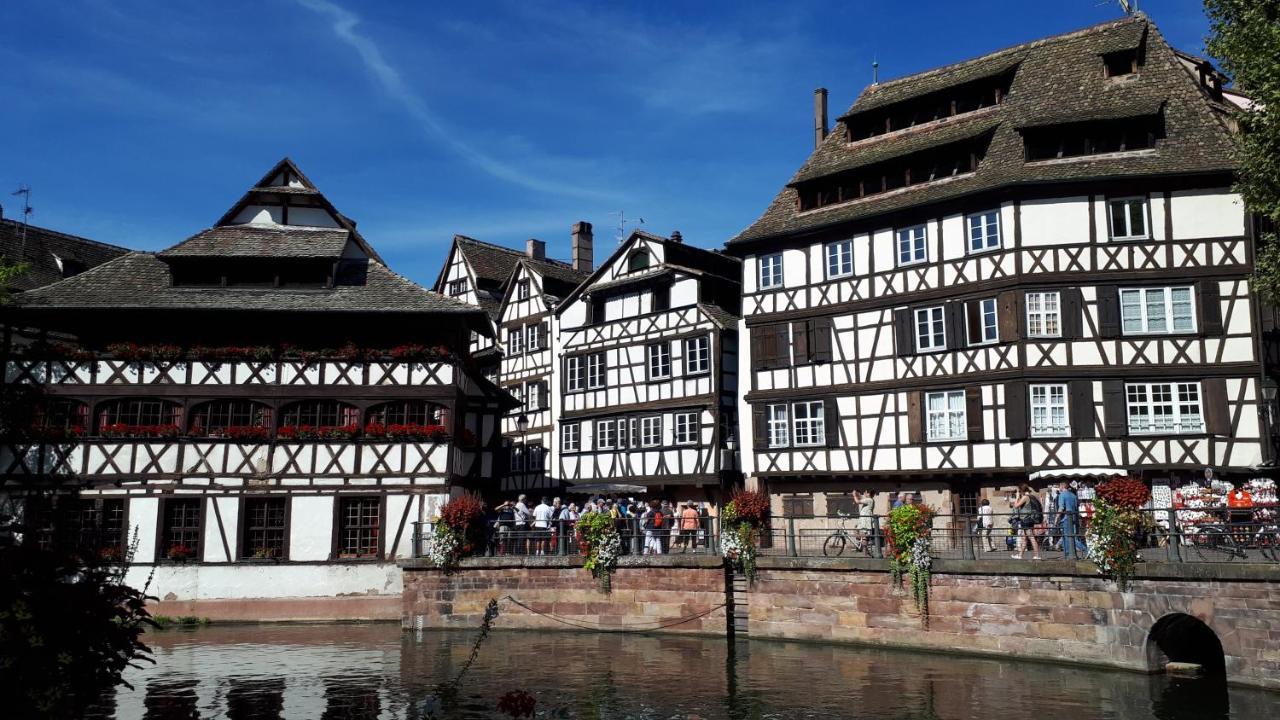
[857,491,875,553]
[676,501,700,552]
[514,494,531,554]
[1010,484,1043,560]
[493,500,516,554]
[641,500,664,555]
[1055,482,1087,559]
[891,492,904,509]
[532,496,554,555]
[977,498,995,552]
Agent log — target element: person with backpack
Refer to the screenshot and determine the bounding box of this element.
[641,499,665,555]
[1010,483,1043,560]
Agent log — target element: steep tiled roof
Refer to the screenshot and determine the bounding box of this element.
[456,235,579,288]
[0,219,129,291]
[158,225,352,258]
[730,15,1236,246]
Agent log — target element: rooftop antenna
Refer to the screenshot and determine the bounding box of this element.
[615,210,645,244]
[872,56,879,85]
[1118,0,1136,15]
[11,185,33,257]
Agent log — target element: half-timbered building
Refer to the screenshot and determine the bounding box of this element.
[495,233,591,492]
[725,14,1273,517]
[556,230,742,496]
[0,158,509,618]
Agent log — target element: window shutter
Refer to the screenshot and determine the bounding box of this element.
[1097,286,1120,338]
[1199,280,1223,336]
[946,302,965,350]
[539,321,549,349]
[824,398,840,447]
[997,290,1021,342]
[1005,382,1028,440]
[906,391,923,444]
[1071,380,1096,438]
[812,317,833,363]
[792,321,810,364]
[1061,288,1083,339]
[894,308,915,356]
[752,405,767,448]
[965,387,984,441]
[750,326,768,368]
[773,324,793,367]
[965,301,981,345]
[1203,378,1230,436]
[1102,380,1127,437]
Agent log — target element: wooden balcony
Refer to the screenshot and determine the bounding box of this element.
[4,358,455,389]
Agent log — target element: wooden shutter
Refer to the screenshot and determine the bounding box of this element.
[792,321,810,364]
[750,326,768,368]
[1199,280,1223,336]
[812,317,833,363]
[894,308,915,356]
[1203,378,1230,436]
[773,324,792,368]
[1005,382,1028,440]
[1097,286,1120,338]
[997,290,1021,342]
[539,321,549,349]
[824,398,840,447]
[1061,288,1083,339]
[946,302,965,350]
[752,405,767,448]
[1102,380,1127,437]
[906,390,923,444]
[1071,380,1096,438]
[965,387,984,441]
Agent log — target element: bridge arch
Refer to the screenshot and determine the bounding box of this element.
[1145,612,1225,674]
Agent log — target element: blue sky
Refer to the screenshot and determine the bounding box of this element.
[1,0,1213,286]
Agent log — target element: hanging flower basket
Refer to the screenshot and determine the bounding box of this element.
[575,511,620,592]
[1086,477,1150,590]
[885,503,935,625]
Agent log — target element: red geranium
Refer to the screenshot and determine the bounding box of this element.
[730,489,770,524]
[440,494,485,534]
[1096,478,1150,510]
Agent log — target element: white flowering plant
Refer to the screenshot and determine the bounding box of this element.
[885,503,935,625]
[575,512,620,592]
[425,522,461,569]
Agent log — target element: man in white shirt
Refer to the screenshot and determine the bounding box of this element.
[532,496,554,555]
[514,494,531,554]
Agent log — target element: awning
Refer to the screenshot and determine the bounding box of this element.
[1029,467,1126,482]
[564,483,651,495]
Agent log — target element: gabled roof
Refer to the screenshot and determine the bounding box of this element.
[729,14,1236,247]
[0,218,129,291]
[158,226,351,258]
[435,234,586,321]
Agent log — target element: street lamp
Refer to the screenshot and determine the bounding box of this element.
[515,414,530,434]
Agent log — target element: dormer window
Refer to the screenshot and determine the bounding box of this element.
[1023,112,1163,162]
[1103,49,1139,78]
[627,250,651,273]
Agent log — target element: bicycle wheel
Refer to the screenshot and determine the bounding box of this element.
[1192,527,1239,562]
[1258,528,1280,562]
[823,533,847,557]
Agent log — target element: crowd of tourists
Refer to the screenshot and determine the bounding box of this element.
[487,494,713,555]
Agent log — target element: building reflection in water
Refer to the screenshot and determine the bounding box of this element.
[321,679,382,720]
[226,678,284,720]
[142,678,199,720]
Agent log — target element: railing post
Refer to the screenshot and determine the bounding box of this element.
[786,516,798,557]
[963,516,976,561]
[871,515,884,559]
[411,521,421,558]
[630,518,642,556]
[1166,508,1182,563]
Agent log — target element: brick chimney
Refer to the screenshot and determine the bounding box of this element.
[814,88,829,149]
[670,230,683,243]
[526,238,546,260]
[571,221,593,273]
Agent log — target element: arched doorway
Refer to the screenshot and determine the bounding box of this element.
[1146,613,1226,673]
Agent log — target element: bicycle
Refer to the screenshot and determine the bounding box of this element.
[822,512,868,557]
[1189,521,1280,562]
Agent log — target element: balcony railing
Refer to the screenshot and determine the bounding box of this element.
[412,517,722,559]
[4,357,455,388]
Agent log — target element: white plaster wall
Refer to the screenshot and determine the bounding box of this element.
[232,205,283,225]
[939,213,966,261]
[289,495,334,561]
[1020,196,1090,246]
[123,562,403,602]
[128,497,159,563]
[743,256,759,293]
[203,497,239,563]
[871,229,896,273]
[782,247,807,287]
[287,207,340,228]
[672,277,699,307]
[1171,190,1245,240]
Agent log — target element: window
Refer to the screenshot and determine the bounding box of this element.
[782,495,815,518]
[1120,287,1195,335]
[188,400,272,437]
[1025,291,1061,338]
[525,323,542,351]
[562,423,579,452]
[956,490,979,517]
[588,298,605,325]
[826,240,853,279]
[686,335,710,374]
[368,400,446,426]
[586,352,606,389]
[766,404,789,448]
[652,285,670,312]
[1030,384,1069,437]
[618,417,635,449]
[526,444,544,472]
[242,497,287,559]
[280,401,358,428]
[925,390,967,442]
[516,279,530,300]
[1127,382,1203,435]
[507,327,524,355]
[510,442,526,472]
[596,419,616,450]
[793,400,826,446]
[826,493,855,518]
[647,342,671,379]
[759,253,783,289]
[447,278,468,297]
[627,250,651,273]
[969,298,998,345]
[674,412,698,445]
[98,398,181,429]
[566,356,583,392]
[897,225,927,266]
[33,399,88,435]
[73,498,125,557]
[160,498,202,561]
[915,306,946,352]
[1103,49,1138,78]
[641,416,662,447]
[336,497,380,558]
[523,381,544,411]
[967,210,1000,252]
[1108,197,1149,240]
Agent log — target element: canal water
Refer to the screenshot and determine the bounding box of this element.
[90,623,1275,719]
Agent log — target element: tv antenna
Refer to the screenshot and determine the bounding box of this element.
[872,56,879,85]
[615,210,644,244]
[11,185,33,256]
[1118,0,1137,15]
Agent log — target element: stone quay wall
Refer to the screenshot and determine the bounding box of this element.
[401,555,1280,690]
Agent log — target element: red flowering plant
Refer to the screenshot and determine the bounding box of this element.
[165,544,196,561]
[1086,478,1151,590]
[38,342,94,361]
[363,422,449,442]
[100,423,181,439]
[276,424,359,441]
[721,489,770,581]
[28,424,86,442]
[885,503,936,623]
[104,343,183,362]
[216,426,270,441]
[191,345,275,362]
[496,690,536,719]
[427,494,486,569]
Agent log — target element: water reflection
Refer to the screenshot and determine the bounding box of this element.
[89,624,1272,719]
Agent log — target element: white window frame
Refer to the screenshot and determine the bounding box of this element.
[526,444,544,471]
[565,356,583,392]
[647,342,671,380]
[511,443,525,471]
[507,327,524,355]
[1126,382,1204,435]
[1108,197,1150,240]
[915,306,946,352]
[925,390,967,442]
[562,423,580,452]
[1025,291,1062,339]
[640,416,662,447]
[967,210,1001,253]
[516,279,530,301]
[586,353,606,389]
[595,419,616,450]
[674,412,698,445]
[525,323,540,351]
[969,298,998,346]
[897,224,927,266]
[1030,383,1069,438]
[759,253,784,290]
[766,404,789,448]
[792,400,826,447]
[686,335,710,375]
[826,240,853,279]
[1120,286,1196,335]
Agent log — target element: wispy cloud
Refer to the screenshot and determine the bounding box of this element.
[293,0,615,201]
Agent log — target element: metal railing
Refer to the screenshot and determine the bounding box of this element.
[412,517,721,559]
